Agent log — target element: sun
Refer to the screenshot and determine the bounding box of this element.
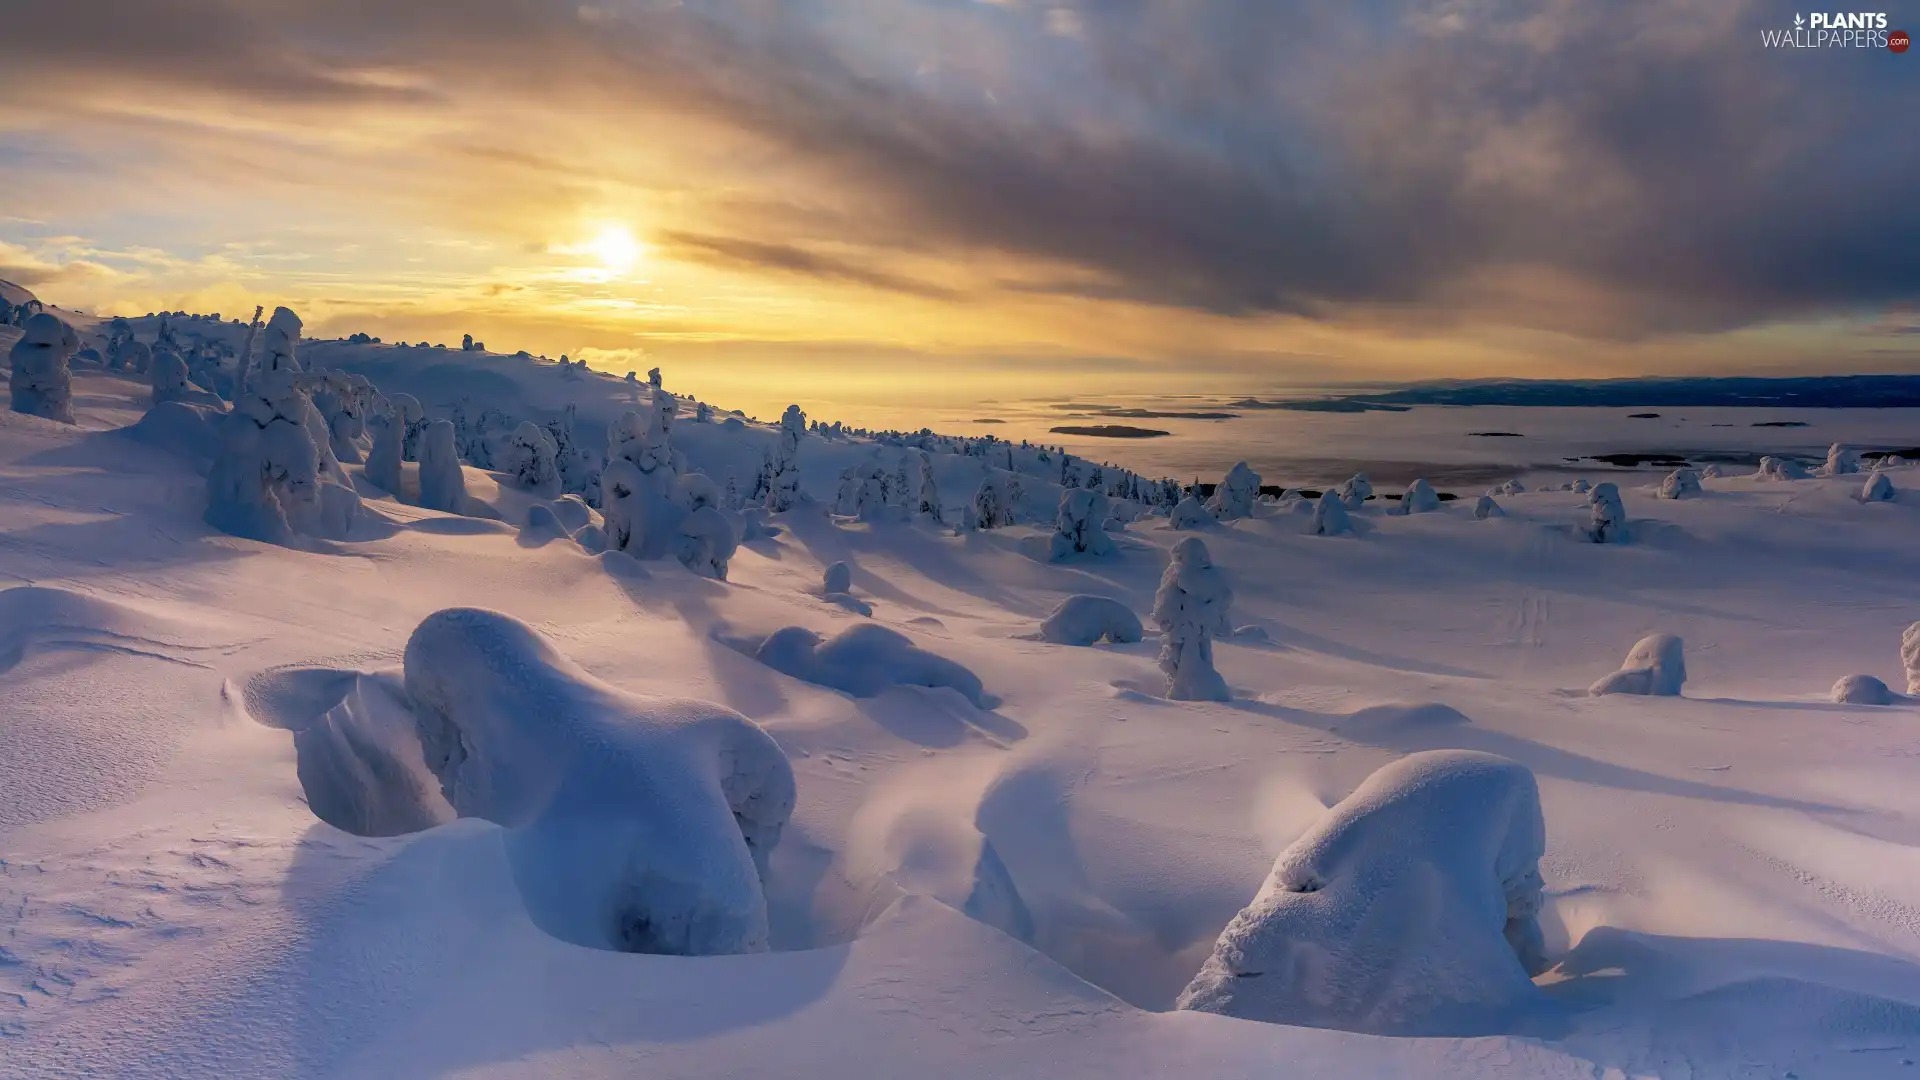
[588,226,642,274]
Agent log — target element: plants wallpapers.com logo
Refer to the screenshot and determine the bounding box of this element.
[1760,11,1910,47]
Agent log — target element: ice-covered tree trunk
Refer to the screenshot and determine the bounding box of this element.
[1050,488,1116,559]
[8,313,77,424]
[417,419,467,512]
[1151,537,1232,701]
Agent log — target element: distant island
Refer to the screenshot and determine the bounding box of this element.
[1265,374,1920,410]
[972,418,1007,424]
[1050,425,1171,439]
[1227,398,1411,413]
[1469,431,1524,437]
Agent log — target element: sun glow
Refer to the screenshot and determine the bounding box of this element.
[589,226,642,274]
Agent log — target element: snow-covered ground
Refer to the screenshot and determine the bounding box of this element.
[7,304,1920,1079]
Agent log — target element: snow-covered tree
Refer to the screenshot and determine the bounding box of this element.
[1311,491,1352,536]
[1699,464,1723,479]
[310,372,366,464]
[1822,443,1860,476]
[677,500,738,580]
[148,347,191,405]
[1756,456,1809,481]
[365,409,404,494]
[381,393,423,461]
[1904,621,1920,697]
[1395,478,1440,514]
[766,405,805,512]
[1473,494,1503,519]
[1862,471,1896,503]
[969,470,1020,529]
[1050,488,1116,559]
[1177,750,1548,1033]
[417,419,467,513]
[507,421,561,495]
[1589,633,1686,696]
[1585,482,1627,543]
[1498,478,1527,496]
[694,400,712,424]
[1169,495,1210,529]
[206,307,358,542]
[648,366,662,388]
[1151,537,1232,702]
[8,313,77,423]
[1206,462,1260,520]
[915,451,943,522]
[1657,468,1703,500]
[1337,472,1372,509]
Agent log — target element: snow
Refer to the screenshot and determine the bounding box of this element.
[402,607,795,954]
[753,623,991,707]
[415,418,467,513]
[8,312,77,424]
[1824,443,1861,476]
[1758,455,1811,481]
[1831,674,1901,706]
[1585,481,1627,543]
[1168,493,1210,529]
[1311,490,1353,535]
[1589,633,1688,697]
[1394,477,1440,515]
[8,346,1920,1079]
[1038,595,1144,646]
[1657,467,1703,500]
[1472,493,1503,519]
[1051,487,1117,558]
[1177,750,1547,1035]
[1207,461,1260,520]
[1338,472,1373,509]
[1863,471,1896,502]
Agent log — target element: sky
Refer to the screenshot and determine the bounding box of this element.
[2,0,1916,407]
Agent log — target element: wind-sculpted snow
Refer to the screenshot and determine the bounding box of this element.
[1590,633,1687,697]
[1038,595,1143,646]
[1177,750,1548,1034]
[753,623,990,707]
[404,608,796,955]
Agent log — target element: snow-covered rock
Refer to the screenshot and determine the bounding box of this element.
[1039,595,1143,646]
[1585,482,1627,543]
[1051,488,1117,559]
[1589,633,1686,697]
[1756,456,1809,481]
[404,608,795,955]
[1831,674,1899,706]
[1657,468,1702,500]
[1311,491,1352,536]
[1862,472,1895,503]
[1207,462,1260,520]
[1177,749,1548,1034]
[1152,537,1232,702]
[416,419,467,513]
[753,624,989,707]
[8,313,77,424]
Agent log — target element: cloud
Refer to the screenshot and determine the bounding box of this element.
[1,0,1914,346]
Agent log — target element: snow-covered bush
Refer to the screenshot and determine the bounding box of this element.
[148,348,190,405]
[365,409,404,494]
[1657,468,1702,500]
[1473,494,1503,520]
[1822,443,1860,476]
[417,419,467,513]
[1177,749,1548,1034]
[1832,674,1899,706]
[1050,488,1116,559]
[1394,478,1440,515]
[1152,537,1232,702]
[507,421,561,495]
[205,307,358,542]
[767,405,805,512]
[1039,595,1143,646]
[1338,472,1372,509]
[1585,482,1627,543]
[8,313,77,423]
[753,623,989,707]
[1905,622,1920,697]
[1862,472,1895,503]
[1589,633,1686,696]
[1169,495,1210,529]
[404,608,795,954]
[1756,456,1809,481]
[1207,462,1260,520]
[1311,491,1352,536]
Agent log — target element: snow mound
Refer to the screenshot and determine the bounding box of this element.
[1332,702,1472,738]
[1038,595,1144,646]
[127,400,224,462]
[1338,472,1372,509]
[753,623,990,707]
[1831,674,1900,706]
[1168,495,1210,529]
[1589,633,1687,696]
[1176,749,1548,1034]
[405,608,796,954]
